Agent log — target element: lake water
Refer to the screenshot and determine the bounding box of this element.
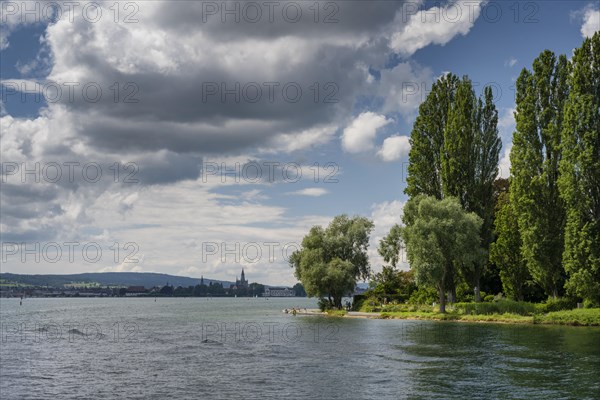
[1,297,599,399]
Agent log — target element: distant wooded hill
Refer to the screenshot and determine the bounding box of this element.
[0,272,234,289]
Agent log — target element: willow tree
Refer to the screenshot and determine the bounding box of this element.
[510,51,570,298]
[290,215,374,309]
[401,195,482,313]
[558,32,600,305]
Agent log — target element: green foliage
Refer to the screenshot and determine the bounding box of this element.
[291,215,374,309]
[454,300,538,316]
[406,73,459,199]
[406,75,501,301]
[318,297,333,311]
[368,266,416,304]
[401,195,483,312]
[490,190,532,301]
[558,32,600,306]
[292,283,307,297]
[407,286,439,305]
[351,294,367,311]
[378,225,403,268]
[483,294,495,302]
[535,308,600,326]
[326,309,347,317]
[536,297,577,313]
[510,50,569,298]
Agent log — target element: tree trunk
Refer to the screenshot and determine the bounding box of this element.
[438,286,446,313]
[332,295,342,309]
[474,266,482,302]
[449,287,456,304]
[445,265,456,303]
[474,284,481,302]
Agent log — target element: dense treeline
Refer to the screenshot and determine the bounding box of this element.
[292,33,599,311]
[395,32,600,310]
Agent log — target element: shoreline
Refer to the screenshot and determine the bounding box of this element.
[289,309,600,327]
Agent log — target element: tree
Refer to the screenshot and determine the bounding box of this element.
[368,267,416,304]
[248,283,265,297]
[558,32,600,305]
[489,190,530,301]
[442,80,501,301]
[406,73,459,199]
[510,51,570,298]
[290,215,374,309]
[293,283,307,297]
[378,224,403,268]
[401,195,483,313]
[406,75,500,302]
[473,87,503,299]
[159,285,174,296]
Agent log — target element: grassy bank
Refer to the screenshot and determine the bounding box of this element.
[326,309,347,317]
[534,309,600,326]
[379,311,535,324]
[353,301,600,326]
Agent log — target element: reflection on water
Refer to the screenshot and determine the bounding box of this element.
[1,298,599,399]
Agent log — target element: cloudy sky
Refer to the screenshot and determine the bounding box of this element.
[1,1,598,285]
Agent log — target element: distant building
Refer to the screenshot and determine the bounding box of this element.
[125,286,147,296]
[263,287,295,297]
[230,269,248,290]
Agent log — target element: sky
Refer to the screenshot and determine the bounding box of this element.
[1,0,599,285]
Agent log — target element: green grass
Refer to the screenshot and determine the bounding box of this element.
[359,303,437,313]
[454,300,538,316]
[380,311,533,324]
[355,299,600,326]
[535,308,600,326]
[326,309,347,317]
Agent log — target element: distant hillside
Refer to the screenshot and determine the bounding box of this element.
[0,272,234,289]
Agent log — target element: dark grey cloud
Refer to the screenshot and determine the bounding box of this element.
[154,1,406,39]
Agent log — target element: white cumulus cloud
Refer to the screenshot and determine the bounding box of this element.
[287,188,328,197]
[342,112,392,153]
[581,7,600,38]
[378,135,411,162]
[390,1,483,56]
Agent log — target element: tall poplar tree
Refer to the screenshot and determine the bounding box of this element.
[490,191,530,301]
[442,80,501,301]
[558,32,600,305]
[406,73,459,199]
[405,75,500,302]
[510,51,570,298]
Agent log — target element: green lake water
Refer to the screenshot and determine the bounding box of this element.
[1,297,599,399]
